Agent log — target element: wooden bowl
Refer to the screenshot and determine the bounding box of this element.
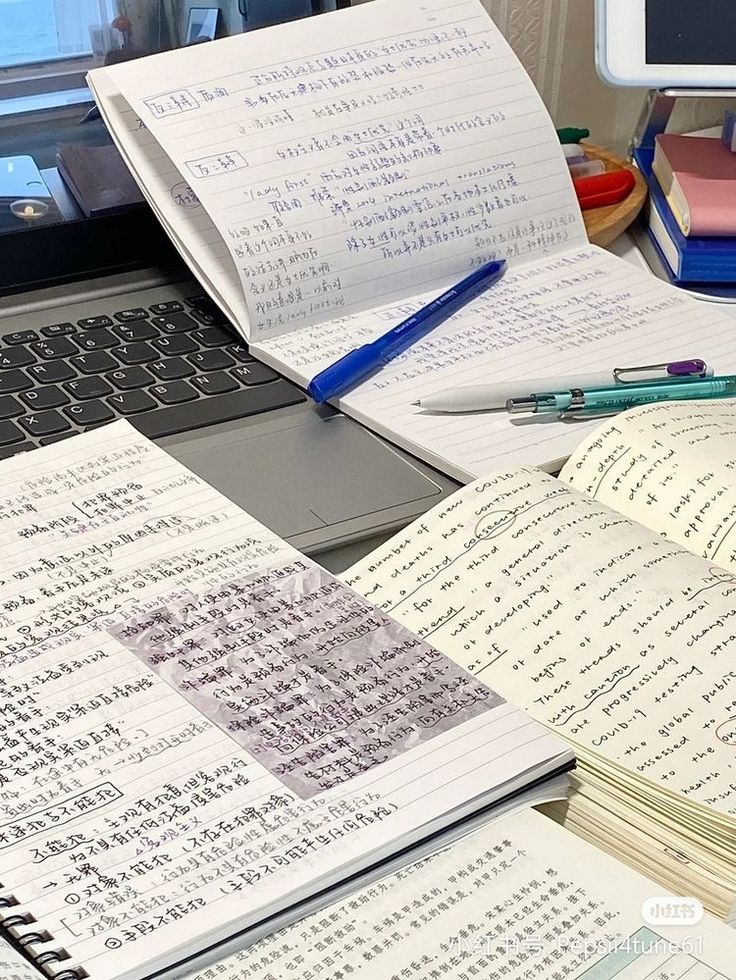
[580,144,648,248]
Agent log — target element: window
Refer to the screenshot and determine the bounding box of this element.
[0,0,115,69]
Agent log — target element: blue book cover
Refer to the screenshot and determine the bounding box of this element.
[633,216,736,300]
[635,147,736,283]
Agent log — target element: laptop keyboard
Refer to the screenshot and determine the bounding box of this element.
[0,294,305,459]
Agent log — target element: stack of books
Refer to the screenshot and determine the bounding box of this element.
[636,123,736,290]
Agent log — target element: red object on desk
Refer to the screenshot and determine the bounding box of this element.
[574,169,636,210]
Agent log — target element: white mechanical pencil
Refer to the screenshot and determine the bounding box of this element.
[412,359,712,413]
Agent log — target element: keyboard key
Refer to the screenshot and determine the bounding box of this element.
[191,372,239,395]
[78,315,114,329]
[0,441,34,460]
[153,335,198,357]
[0,347,35,369]
[132,382,306,439]
[107,390,157,415]
[185,294,208,306]
[150,357,194,381]
[107,366,155,390]
[189,308,225,327]
[232,363,280,386]
[0,370,31,394]
[75,329,119,351]
[4,330,38,345]
[31,337,79,359]
[150,301,183,315]
[116,343,158,365]
[20,385,70,410]
[71,351,119,374]
[189,349,234,372]
[0,395,23,419]
[40,432,77,446]
[64,377,114,400]
[64,401,115,427]
[150,380,198,405]
[41,322,76,337]
[19,410,71,438]
[190,296,223,317]
[151,312,197,333]
[28,361,76,384]
[0,421,24,445]
[227,343,254,363]
[192,326,233,348]
[114,308,149,323]
[113,321,159,343]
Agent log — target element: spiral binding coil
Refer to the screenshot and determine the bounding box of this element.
[0,894,88,980]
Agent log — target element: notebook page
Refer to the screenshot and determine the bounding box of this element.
[560,400,736,572]
[0,937,40,980]
[343,466,736,818]
[0,424,565,980]
[180,810,736,980]
[88,72,249,333]
[255,245,736,480]
[98,0,585,342]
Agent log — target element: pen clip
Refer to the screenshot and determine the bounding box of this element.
[612,359,708,384]
[560,410,619,422]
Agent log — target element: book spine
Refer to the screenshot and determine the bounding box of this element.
[642,167,736,281]
[650,155,690,235]
[0,895,88,980]
[664,178,690,236]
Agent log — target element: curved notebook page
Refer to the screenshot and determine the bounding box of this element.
[560,399,736,572]
[101,0,586,343]
[88,72,249,334]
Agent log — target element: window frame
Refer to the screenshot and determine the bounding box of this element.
[0,0,112,93]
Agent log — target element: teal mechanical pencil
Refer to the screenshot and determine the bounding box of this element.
[507,374,736,417]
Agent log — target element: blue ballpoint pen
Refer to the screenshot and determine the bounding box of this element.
[307,259,507,404]
[507,374,736,416]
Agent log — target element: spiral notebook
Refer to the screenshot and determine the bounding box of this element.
[0,422,570,980]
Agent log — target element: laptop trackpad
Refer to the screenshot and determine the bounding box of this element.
[163,413,445,540]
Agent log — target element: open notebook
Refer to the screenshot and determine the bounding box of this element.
[0,422,570,980]
[343,399,736,922]
[87,0,736,483]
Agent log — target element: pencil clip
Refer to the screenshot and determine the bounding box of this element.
[560,410,619,422]
[613,358,708,384]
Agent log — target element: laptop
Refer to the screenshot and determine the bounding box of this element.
[0,8,459,571]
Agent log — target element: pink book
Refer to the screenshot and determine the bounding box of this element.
[652,134,736,237]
